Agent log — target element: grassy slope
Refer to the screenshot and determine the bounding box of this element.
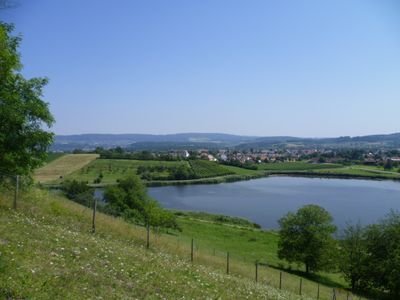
[0,189,364,300]
[34,154,99,183]
[0,189,308,300]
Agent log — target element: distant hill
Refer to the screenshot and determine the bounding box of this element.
[51,132,400,151]
[51,133,257,151]
[237,133,400,149]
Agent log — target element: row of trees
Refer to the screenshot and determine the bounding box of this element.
[278,205,400,298]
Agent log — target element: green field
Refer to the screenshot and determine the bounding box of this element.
[189,160,235,178]
[308,165,400,180]
[0,189,364,300]
[258,162,343,171]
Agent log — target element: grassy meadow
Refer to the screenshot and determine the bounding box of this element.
[0,188,365,300]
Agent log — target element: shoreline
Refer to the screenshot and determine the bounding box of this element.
[41,169,400,189]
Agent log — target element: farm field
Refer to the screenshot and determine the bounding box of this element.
[0,188,364,300]
[63,159,190,184]
[189,160,235,178]
[34,154,99,183]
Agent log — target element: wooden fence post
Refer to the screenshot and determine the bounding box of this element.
[191,238,194,262]
[255,261,258,282]
[279,272,282,289]
[299,278,302,295]
[146,223,150,249]
[332,288,336,300]
[226,251,230,274]
[317,283,320,299]
[13,175,19,210]
[91,197,97,233]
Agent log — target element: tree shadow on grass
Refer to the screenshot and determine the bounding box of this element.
[264,263,347,289]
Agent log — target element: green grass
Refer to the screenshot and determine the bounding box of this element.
[175,214,348,289]
[257,162,343,171]
[189,160,235,178]
[0,189,366,299]
[173,210,261,228]
[310,166,400,180]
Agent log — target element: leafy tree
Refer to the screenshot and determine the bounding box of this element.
[171,165,194,180]
[103,174,179,231]
[277,204,337,273]
[104,174,147,215]
[360,211,400,298]
[0,23,54,179]
[61,180,94,206]
[338,222,366,291]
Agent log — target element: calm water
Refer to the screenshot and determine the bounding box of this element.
[147,176,400,229]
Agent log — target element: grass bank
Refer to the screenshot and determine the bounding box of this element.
[0,188,366,299]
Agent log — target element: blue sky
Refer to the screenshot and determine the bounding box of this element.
[1,0,399,137]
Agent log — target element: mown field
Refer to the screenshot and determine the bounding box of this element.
[0,189,364,300]
[34,154,99,183]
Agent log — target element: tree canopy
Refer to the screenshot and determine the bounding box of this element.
[277,204,337,273]
[0,22,54,178]
[103,174,179,231]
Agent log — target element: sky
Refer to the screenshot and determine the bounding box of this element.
[1,0,400,137]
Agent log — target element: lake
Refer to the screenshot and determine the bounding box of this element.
[147,176,400,229]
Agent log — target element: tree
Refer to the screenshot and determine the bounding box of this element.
[103,174,147,216]
[277,204,337,273]
[0,23,54,179]
[103,174,179,231]
[360,211,400,298]
[338,222,366,291]
[384,159,393,170]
